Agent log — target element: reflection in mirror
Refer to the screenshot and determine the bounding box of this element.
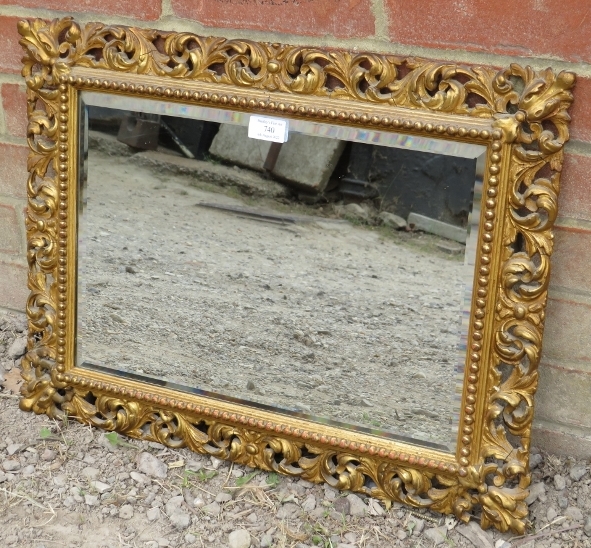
[77,93,485,451]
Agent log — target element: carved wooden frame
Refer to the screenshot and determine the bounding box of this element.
[18,17,575,533]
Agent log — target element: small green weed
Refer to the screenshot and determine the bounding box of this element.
[104,432,137,449]
[235,471,258,487]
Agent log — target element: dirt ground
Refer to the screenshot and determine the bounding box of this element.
[78,144,467,449]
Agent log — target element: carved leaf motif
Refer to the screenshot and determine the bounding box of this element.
[480,486,529,533]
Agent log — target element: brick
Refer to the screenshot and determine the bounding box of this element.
[550,226,591,293]
[0,204,22,254]
[543,298,591,363]
[569,77,591,144]
[0,143,28,199]
[385,0,591,64]
[172,0,374,38]
[0,0,161,20]
[0,16,24,74]
[558,153,591,221]
[0,261,27,311]
[533,419,591,459]
[536,363,591,428]
[1,84,27,138]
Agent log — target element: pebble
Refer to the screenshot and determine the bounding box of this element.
[130,471,148,484]
[215,492,232,503]
[525,482,545,505]
[260,534,273,547]
[119,504,134,519]
[169,512,191,530]
[546,506,558,521]
[228,529,251,548]
[137,452,168,479]
[85,494,99,506]
[554,474,566,491]
[2,460,20,472]
[333,496,349,515]
[529,453,543,469]
[565,506,584,521]
[184,533,196,545]
[147,507,161,521]
[570,464,588,482]
[90,480,112,494]
[584,516,591,536]
[81,467,100,480]
[346,493,368,517]
[41,449,56,461]
[202,502,221,516]
[424,526,447,545]
[6,444,23,456]
[378,211,406,229]
[7,337,27,359]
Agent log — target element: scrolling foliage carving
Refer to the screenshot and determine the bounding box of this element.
[18,17,575,533]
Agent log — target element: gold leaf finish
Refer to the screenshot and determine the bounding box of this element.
[18,17,575,533]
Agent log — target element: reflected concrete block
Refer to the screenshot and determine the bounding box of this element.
[210,125,345,193]
[272,134,346,193]
[408,212,467,244]
[210,125,271,172]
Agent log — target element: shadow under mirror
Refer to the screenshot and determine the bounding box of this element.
[77,92,486,452]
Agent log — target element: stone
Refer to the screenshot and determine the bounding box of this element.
[346,493,368,517]
[210,125,271,172]
[228,529,251,548]
[147,507,161,521]
[343,203,370,221]
[584,516,591,536]
[565,506,584,521]
[90,481,112,494]
[333,496,350,515]
[7,337,27,359]
[260,534,273,548]
[546,506,558,522]
[424,526,447,545]
[169,512,191,530]
[184,533,196,545]
[84,494,99,506]
[525,482,546,505]
[137,452,168,479]
[435,241,465,254]
[165,495,184,514]
[558,496,569,509]
[6,443,23,456]
[215,492,233,503]
[202,501,221,516]
[81,467,100,480]
[275,502,300,519]
[456,521,494,548]
[569,464,588,482]
[407,212,467,244]
[367,498,385,516]
[301,494,316,513]
[119,504,134,519]
[378,211,406,228]
[40,449,56,462]
[529,453,543,469]
[130,471,148,484]
[2,459,20,472]
[554,474,566,490]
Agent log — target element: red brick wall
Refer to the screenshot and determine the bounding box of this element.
[0,1,589,455]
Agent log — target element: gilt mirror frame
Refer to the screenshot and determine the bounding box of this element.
[18,17,575,533]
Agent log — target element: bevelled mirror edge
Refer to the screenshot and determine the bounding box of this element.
[17,16,576,533]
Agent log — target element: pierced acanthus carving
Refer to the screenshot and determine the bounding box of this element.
[18,17,575,533]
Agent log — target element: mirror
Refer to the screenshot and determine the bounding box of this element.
[18,16,575,533]
[78,93,486,452]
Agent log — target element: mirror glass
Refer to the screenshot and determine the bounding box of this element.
[77,92,486,452]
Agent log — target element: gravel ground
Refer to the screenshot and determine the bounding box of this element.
[2,308,591,548]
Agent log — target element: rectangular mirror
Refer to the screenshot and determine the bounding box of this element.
[78,93,486,452]
[18,17,575,533]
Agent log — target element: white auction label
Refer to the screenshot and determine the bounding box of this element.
[248,115,289,143]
